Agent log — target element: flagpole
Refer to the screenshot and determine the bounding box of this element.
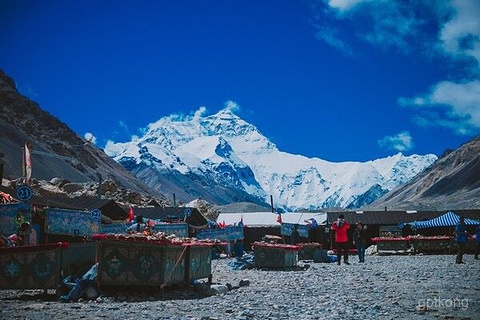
[22,145,26,183]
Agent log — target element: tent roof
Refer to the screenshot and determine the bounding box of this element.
[408,211,480,229]
[217,212,327,227]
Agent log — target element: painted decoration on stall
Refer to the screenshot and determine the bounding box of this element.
[151,223,189,237]
[281,223,309,238]
[0,203,31,236]
[45,208,102,236]
[196,226,244,241]
[102,222,135,234]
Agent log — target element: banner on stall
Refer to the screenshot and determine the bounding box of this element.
[101,222,134,234]
[196,226,244,241]
[281,223,309,238]
[0,203,31,236]
[46,208,102,236]
[151,223,188,237]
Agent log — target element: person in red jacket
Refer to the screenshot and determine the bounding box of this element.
[331,214,350,265]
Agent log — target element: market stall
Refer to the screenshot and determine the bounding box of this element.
[296,242,322,260]
[409,235,452,254]
[253,242,300,269]
[371,237,410,253]
[0,242,96,291]
[93,233,216,288]
[405,211,480,254]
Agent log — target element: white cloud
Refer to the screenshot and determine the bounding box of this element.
[315,25,353,56]
[310,0,480,134]
[399,80,480,134]
[84,132,97,144]
[439,0,480,72]
[118,120,129,131]
[225,100,241,112]
[193,106,207,122]
[327,0,369,12]
[314,0,435,53]
[378,131,414,152]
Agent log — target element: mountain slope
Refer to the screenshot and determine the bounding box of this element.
[105,106,437,209]
[369,136,480,210]
[0,69,160,197]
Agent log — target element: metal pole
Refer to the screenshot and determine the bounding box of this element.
[97,173,102,199]
[0,163,3,186]
[173,193,176,207]
[270,195,274,213]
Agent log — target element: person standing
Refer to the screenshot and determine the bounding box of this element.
[353,222,366,263]
[331,214,350,265]
[455,217,468,264]
[475,224,480,260]
[290,225,300,245]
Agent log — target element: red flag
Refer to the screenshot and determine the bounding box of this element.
[277,213,282,224]
[127,205,134,222]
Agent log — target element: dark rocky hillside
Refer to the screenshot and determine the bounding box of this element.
[0,69,162,198]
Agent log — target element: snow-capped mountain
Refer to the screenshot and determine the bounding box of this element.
[105,106,437,210]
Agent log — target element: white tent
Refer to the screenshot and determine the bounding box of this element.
[217,212,327,227]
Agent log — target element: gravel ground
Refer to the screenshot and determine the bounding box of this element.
[1,254,479,320]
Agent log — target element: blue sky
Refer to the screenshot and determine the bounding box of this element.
[1,0,479,162]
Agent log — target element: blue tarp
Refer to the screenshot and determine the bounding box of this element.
[407,211,480,229]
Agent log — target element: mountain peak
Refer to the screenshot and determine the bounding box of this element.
[214,107,240,119]
[105,103,436,210]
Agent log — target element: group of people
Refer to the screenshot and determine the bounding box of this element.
[454,216,480,264]
[0,222,37,247]
[331,214,480,265]
[331,214,366,265]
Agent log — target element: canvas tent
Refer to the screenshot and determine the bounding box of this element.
[407,211,480,229]
[216,212,327,227]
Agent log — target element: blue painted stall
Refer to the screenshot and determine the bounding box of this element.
[45,208,102,236]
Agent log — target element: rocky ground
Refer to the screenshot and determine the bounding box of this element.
[1,255,479,320]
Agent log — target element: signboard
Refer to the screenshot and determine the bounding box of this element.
[196,226,244,241]
[101,222,135,234]
[281,223,309,238]
[16,186,33,202]
[0,203,31,236]
[45,208,102,236]
[151,223,189,237]
[379,226,402,237]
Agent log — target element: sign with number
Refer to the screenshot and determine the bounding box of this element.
[16,186,33,201]
[91,209,101,221]
[184,208,192,218]
[46,208,102,236]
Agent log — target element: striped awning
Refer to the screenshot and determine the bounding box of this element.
[409,211,480,229]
